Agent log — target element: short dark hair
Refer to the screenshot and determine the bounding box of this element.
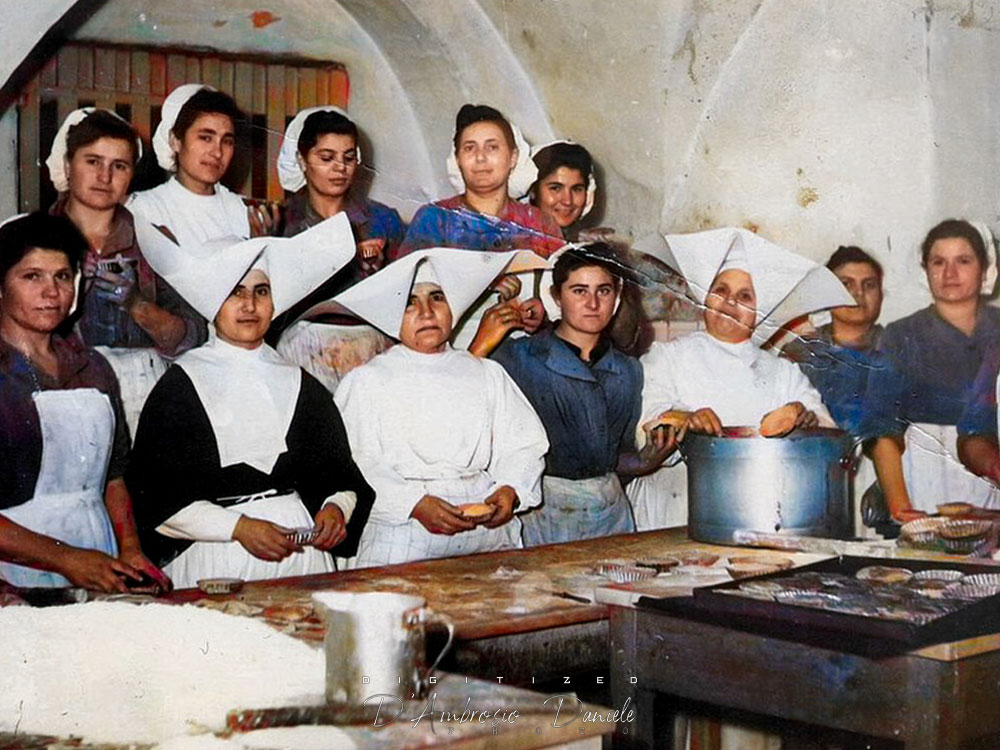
[826,245,883,281]
[66,110,139,164]
[920,218,989,269]
[453,104,515,152]
[552,242,626,292]
[297,110,359,157]
[0,212,87,282]
[533,142,593,185]
[172,89,244,140]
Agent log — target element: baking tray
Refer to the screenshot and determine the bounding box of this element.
[637,556,1000,654]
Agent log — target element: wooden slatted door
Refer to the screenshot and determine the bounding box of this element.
[17,42,349,211]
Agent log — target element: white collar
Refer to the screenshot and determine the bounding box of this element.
[178,337,301,474]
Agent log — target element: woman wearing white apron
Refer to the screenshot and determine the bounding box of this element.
[126,214,373,588]
[627,228,843,530]
[127,84,272,255]
[493,243,674,545]
[870,219,1000,520]
[44,108,206,436]
[333,248,549,568]
[0,213,168,592]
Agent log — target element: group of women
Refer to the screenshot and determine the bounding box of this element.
[1,79,998,594]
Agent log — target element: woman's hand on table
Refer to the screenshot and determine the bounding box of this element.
[760,402,817,438]
[892,507,928,524]
[411,495,477,535]
[468,299,525,357]
[313,504,348,550]
[482,485,519,528]
[232,516,300,561]
[118,545,173,593]
[58,547,143,594]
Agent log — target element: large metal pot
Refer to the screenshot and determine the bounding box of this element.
[682,427,856,544]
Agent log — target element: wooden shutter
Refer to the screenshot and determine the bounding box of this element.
[16,42,349,211]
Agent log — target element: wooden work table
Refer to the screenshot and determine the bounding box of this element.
[158,528,1000,686]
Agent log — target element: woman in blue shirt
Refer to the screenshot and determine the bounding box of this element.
[493,243,674,545]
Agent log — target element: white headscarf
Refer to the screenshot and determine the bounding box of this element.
[133,212,355,322]
[277,106,360,193]
[151,83,211,172]
[446,118,537,198]
[45,108,143,193]
[528,140,597,217]
[642,227,855,344]
[332,248,526,339]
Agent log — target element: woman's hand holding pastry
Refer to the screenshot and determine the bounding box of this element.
[492,273,522,301]
[313,504,347,550]
[760,402,814,438]
[468,300,525,357]
[686,407,724,436]
[411,495,477,535]
[483,485,518,528]
[519,298,546,333]
[232,516,299,561]
[357,238,386,274]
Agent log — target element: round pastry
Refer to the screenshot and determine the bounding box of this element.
[937,502,974,517]
[635,557,680,573]
[855,566,913,584]
[458,503,495,523]
[677,551,720,567]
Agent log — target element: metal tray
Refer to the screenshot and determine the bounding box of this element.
[637,556,1000,653]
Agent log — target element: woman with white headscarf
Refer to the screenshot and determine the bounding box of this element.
[398,104,565,350]
[127,84,270,255]
[125,214,373,587]
[333,248,549,568]
[45,108,205,433]
[267,107,404,385]
[628,228,839,531]
[526,141,597,240]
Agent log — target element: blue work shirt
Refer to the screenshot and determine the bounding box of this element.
[783,323,895,439]
[493,328,642,480]
[876,305,1000,436]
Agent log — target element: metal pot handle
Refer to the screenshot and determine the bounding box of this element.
[839,436,866,473]
[417,608,454,696]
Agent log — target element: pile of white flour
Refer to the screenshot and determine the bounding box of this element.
[0,602,326,744]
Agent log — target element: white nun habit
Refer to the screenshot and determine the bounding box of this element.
[131,214,359,587]
[127,83,250,254]
[333,249,549,568]
[628,228,844,532]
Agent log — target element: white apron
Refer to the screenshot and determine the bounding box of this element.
[903,423,1000,513]
[163,491,334,589]
[276,320,391,394]
[0,389,118,588]
[627,458,688,532]
[93,346,167,437]
[522,473,634,546]
[349,473,522,569]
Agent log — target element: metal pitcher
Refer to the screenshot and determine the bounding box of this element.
[312,591,454,704]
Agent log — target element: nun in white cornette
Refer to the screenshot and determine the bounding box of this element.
[127,84,256,253]
[333,248,549,568]
[627,228,850,531]
[125,214,374,588]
